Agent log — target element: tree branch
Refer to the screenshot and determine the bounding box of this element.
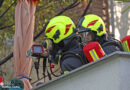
[0,0,16,18]
[0,0,4,8]
[81,0,93,17]
[0,0,80,65]
[0,24,14,30]
[0,53,13,66]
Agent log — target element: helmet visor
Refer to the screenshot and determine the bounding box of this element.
[80,31,92,44]
[77,26,91,33]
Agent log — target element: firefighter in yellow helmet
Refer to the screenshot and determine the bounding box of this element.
[45,16,87,74]
[78,14,123,54]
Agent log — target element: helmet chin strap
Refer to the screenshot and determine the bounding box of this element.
[91,32,107,45]
[90,31,103,42]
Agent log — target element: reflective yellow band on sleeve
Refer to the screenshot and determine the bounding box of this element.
[93,49,99,60]
[122,41,130,52]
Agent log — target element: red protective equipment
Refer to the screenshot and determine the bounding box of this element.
[121,35,130,52]
[83,42,105,62]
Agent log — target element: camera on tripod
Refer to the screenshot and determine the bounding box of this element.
[26,45,45,58]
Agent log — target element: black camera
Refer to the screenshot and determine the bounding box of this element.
[26,45,44,57]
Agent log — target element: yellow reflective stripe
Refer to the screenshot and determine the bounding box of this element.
[93,49,99,60]
[89,49,99,61]
[125,41,130,52]
[58,55,61,65]
[64,71,69,74]
[122,41,127,51]
[122,41,130,52]
[89,50,96,61]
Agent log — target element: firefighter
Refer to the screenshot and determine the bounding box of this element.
[44,16,87,74]
[77,14,123,55]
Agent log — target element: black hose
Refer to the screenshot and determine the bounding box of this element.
[47,70,52,80]
[49,60,60,77]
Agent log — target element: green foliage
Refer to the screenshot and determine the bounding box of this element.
[0,0,84,54]
[0,0,15,35]
[0,0,87,82]
[0,0,15,56]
